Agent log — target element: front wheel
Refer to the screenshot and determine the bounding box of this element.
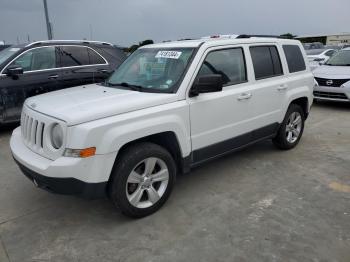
[108,142,176,218]
[273,104,305,150]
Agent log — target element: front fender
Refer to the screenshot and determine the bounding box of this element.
[66,101,191,158]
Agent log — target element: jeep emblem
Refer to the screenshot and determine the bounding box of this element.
[326,80,333,86]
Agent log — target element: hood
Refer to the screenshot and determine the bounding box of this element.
[25,84,178,126]
[313,65,350,79]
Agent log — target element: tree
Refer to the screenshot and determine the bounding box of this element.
[128,44,139,53]
[139,39,154,46]
[280,33,296,39]
[127,39,154,53]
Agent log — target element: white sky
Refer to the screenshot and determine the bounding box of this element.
[1,0,350,46]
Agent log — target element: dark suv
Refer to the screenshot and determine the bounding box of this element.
[0,40,126,124]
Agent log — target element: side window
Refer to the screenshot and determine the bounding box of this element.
[325,50,335,57]
[197,48,247,86]
[88,49,106,64]
[282,45,306,73]
[9,47,57,72]
[250,46,283,80]
[59,46,90,67]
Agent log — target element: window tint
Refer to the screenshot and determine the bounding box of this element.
[88,49,106,64]
[60,46,90,67]
[197,48,246,86]
[325,50,335,57]
[282,45,306,73]
[250,46,283,79]
[10,47,57,72]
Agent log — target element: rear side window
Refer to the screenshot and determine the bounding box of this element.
[60,46,90,67]
[88,49,106,64]
[250,46,283,80]
[282,45,306,73]
[197,48,247,86]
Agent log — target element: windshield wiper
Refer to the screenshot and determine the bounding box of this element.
[325,64,350,66]
[106,82,144,91]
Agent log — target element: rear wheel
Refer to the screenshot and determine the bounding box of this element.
[273,104,305,150]
[108,142,176,218]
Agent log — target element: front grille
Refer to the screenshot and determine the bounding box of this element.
[21,112,45,148]
[313,91,348,100]
[20,105,66,160]
[315,77,350,87]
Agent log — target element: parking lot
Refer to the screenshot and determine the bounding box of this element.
[0,102,349,262]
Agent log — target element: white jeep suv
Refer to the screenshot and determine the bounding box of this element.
[10,37,314,217]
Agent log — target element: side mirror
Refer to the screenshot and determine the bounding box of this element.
[5,64,24,77]
[190,74,223,97]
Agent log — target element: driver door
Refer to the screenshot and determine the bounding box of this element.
[0,46,60,121]
[189,46,259,163]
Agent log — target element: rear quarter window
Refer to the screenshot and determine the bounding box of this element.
[283,45,306,73]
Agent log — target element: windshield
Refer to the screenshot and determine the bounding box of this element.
[325,50,350,66]
[106,48,195,93]
[0,47,21,65]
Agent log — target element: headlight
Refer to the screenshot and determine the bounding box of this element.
[51,123,63,149]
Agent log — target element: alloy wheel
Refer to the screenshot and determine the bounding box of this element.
[126,157,169,208]
[285,111,302,143]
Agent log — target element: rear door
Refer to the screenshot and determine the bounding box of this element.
[0,46,60,122]
[58,45,110,89]
[247,44,286,128]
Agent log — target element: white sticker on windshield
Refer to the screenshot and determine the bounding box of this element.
[9,48,20,52]
[155,51,182,59]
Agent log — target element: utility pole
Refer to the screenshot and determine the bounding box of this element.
[43,0,53,40]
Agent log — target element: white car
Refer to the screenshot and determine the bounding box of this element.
[10,37,314,217]
[306,48,337,71]
[313,47,350,102]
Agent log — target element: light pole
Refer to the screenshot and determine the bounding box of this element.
[43,0,53,40]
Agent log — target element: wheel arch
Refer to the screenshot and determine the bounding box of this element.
[118,131,185,171]
[290,96,309,118]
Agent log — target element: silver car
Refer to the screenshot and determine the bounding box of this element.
[313,47,350,102]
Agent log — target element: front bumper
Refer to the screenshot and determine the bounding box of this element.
[313,85,350,102]
[14,158,107,198]
[10,127,116,199]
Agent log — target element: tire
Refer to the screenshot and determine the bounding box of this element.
[108,142,176,218]
[273,104,305,150]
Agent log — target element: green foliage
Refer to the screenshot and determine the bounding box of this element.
[127,39,154,53]
[280,33,296,39]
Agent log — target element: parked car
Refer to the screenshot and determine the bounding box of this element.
[313,47,350,102]
[306,48,337,70]
[303,42,324,50]
[0,40,126,124]
[10,37,313,217]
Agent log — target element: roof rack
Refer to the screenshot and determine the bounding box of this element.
[236,34,288,39]
[26,40,114,48]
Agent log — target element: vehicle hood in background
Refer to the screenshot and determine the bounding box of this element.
[313,65,350,79]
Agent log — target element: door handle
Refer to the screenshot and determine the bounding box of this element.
[48,74,59,79]
[237,93,252,101]
[277,84,288,91]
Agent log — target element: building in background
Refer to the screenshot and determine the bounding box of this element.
[295,33,350,45]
